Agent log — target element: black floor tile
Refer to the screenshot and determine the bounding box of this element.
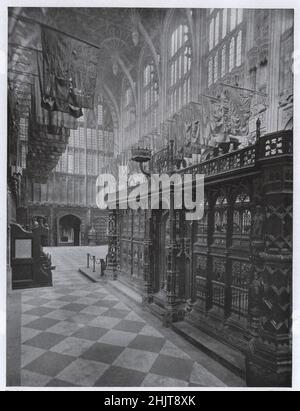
[25,332,66,350]
[24,352,74,377]
[128,335,166,353]
[72,326,108,341]
[114,320,145,334]
[62,303,88,312]
[81,342,124,364]
[103,309,131,319]
[150,354,194,381]
[94,366,146,387]
[25,318,60,331]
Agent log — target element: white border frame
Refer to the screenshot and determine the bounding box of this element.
[1,0,299,391]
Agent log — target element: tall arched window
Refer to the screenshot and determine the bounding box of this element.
[207,9,245,87]
[122,82,136,150]
[142,60,159,135]
[168,20,192,115]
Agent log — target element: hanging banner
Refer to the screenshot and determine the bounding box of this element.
[201,86,253,145]
[33,75,77,136]
[40,26,98,117]
[201,94,226,144]
[223,86,252,139]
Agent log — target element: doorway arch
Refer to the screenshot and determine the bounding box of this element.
[58,214,81,246]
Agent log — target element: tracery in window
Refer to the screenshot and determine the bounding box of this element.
[168,19,192,115]
[142,60,159,135]
[207,9,245,86]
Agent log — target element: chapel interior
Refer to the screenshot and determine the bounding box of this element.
[7,7,293,388]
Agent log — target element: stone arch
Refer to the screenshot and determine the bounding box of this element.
[57,214,82,246]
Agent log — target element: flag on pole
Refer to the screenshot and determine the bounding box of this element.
[40,26,98,117]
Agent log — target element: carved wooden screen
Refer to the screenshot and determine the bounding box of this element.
[230,192,252,321]
[193,199,209,305]
[211,194,228,313]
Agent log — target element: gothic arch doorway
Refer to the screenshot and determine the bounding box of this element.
[58,215,81,246]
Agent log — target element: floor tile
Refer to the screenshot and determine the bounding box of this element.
[141,373,189,387]
[22,304,37,313]
[21,314,40,326]
[99,330,137,347]
[72,326,108,341]
[57,358,108,387]
[25,318,60,331]
[114,302,130,310]
[103,295,119,301]
[24,351,75,377]
[93,300,118,308]
[67,313,98,325]
[42,300,70,309]
[15,247,233,388]
[80,306,109,316]
[21,345,46,367]
[23,307,56,317]
[128,335,166,353]
[47,321,84,337]
[61,303,87,312]
[81,342,124,364]
[114,320,145,334]
[124,312,146,323]
[21,370,52,387]
[95,366,146,387]
[103,308,131,319]
[58,295,81,303]
[75,297,102,305]
[189,362,226,387]
[44,309,75,321]
[21,327,42,343]
[139,325,164,338]
[150,354,194,381]
[160,340,191,360]
[89,316,121,329]
[68,290,92,297]
[113,348,158,373]
[25,332,66,350]
[24,298,51,306]
[46,379,79,387]
[51,337,94,357]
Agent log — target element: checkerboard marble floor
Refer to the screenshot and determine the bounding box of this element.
[19,246,230,387]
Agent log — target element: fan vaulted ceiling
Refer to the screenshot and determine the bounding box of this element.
[8,7,167,115]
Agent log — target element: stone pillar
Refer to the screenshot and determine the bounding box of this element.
[246,148,292,387]
[266,10,282,133]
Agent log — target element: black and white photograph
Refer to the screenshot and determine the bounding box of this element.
[2,1,298,392]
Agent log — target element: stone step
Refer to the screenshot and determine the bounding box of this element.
[78,267,104,283]
[108,278,143,304]
[148,301,166,321]
[172,321,246,380]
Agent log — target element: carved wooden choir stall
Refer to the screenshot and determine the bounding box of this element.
[105,129,293,387]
